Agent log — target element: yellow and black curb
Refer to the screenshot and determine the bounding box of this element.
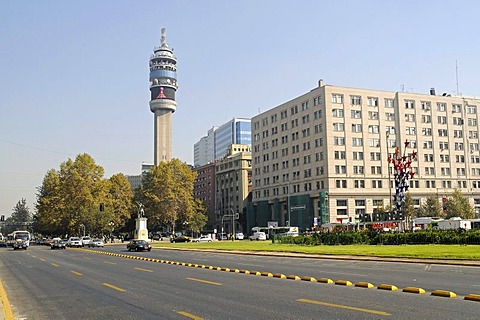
[77,248,480,302]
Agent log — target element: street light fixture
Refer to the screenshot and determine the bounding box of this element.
[386,130,393,211]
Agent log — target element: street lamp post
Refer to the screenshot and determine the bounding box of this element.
[80,224,85,237]
[386,130,392,211]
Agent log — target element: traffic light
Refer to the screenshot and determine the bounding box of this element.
[0,215,4,221]
[442,197,447,213]
[99,203,104,212]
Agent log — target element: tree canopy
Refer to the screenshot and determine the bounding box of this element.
[136,159,197,232]
[35,153,133,237]
[445,189,475,219]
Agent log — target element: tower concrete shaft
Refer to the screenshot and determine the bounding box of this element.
[149,28,178,165]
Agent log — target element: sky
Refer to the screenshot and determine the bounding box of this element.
[1,0,480,217]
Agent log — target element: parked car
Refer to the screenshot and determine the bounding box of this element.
[67,237,82,248]
[51,239,66,250]
[249,231,267,241]
[235,232,244,240]
[127,239,151,252]
[170,235,190,243]
[13,240,28,250]
[88,238,105,248]
[81,236,92,247]
[0,239,7,247]
[191,235,213,243]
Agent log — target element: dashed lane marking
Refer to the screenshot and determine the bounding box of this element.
[177,311,204,320]
[134,267,153,273]
[297,298,391,316]
[104,261,117,265]
[71,271,83,276]
[51,263,59,267]
[103,283,126,292]
[187,277,222,286]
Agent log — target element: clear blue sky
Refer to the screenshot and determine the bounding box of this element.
[1,0,479,217]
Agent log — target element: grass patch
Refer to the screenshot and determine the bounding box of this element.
[152,241,480,260]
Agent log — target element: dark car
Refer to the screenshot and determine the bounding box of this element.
[51,239,66,250]
[0,239,7,247]
[13,240,28,250]
[170,235,190,243]
[126,239,151,252]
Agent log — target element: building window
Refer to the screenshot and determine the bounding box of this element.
[332,94,343,104]
[354,180,365,188]
[385,99,394,108]
[350,96,362,105]
[367,97,378,107]
[437,102,447,112]
[335,180,347,188]
[405,100,415,109]
[351,110,362,119]
[332,109,344,117]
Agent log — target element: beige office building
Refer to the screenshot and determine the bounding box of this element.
[215,144,252,233]
[250,80,480,230]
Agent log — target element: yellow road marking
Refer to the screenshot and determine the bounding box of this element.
[104,261,117,265]
[297,298,391,316]
[31,255,37,258]
[103,283,126,292]
[177,311,204,320]
[186,277,222,286]
[40,258,46,262]
[71,271,83,276]
[83,257,91,260]
[134,267,153,273]
[0,277,15,320]
[51,263,59,267]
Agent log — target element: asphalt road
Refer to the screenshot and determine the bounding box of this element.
[0,245,479,320]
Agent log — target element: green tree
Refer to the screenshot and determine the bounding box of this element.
[36,154,126,237]
[35,169,64,235]
[138,159,196,232]
[418,194,443,218]
[11,198,32,223]
[188,199,208,235]
[445,189,475,219]
[401,192,416,220]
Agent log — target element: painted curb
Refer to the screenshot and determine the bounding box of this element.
[403,287,426,294]
[318,278,334,284]
[287,275,301,280]
[464,294,480,302]
[431,290,456,298]
[377,284,398,291]
[355,282,374,289]
[301,276,317,282]
[335,280,353,286]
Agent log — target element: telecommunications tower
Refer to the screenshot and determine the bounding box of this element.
[149,28,178,165]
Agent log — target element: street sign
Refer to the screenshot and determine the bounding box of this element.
[290,205,306,211]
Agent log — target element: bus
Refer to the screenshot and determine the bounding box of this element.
[12,230,31,247]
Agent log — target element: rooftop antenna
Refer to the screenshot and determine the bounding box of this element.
[455,59,459,96]
[161,27,167,47]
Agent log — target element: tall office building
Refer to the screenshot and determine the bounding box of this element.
[215,118,251,160]
[249,79,480,231]
[149,28,178,165]
[194,118,251,167]
[194,127,217,167]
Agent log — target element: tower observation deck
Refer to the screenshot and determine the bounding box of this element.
[149,28,178,165]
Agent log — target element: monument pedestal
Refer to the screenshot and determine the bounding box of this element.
[134,217,149,241]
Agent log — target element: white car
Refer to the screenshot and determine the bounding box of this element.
[88,238,104,248]
[81,236,92,247]
[191,235,213,243]
[249,232,267,241]
[67,237,82,247]
[235,232,244,240]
